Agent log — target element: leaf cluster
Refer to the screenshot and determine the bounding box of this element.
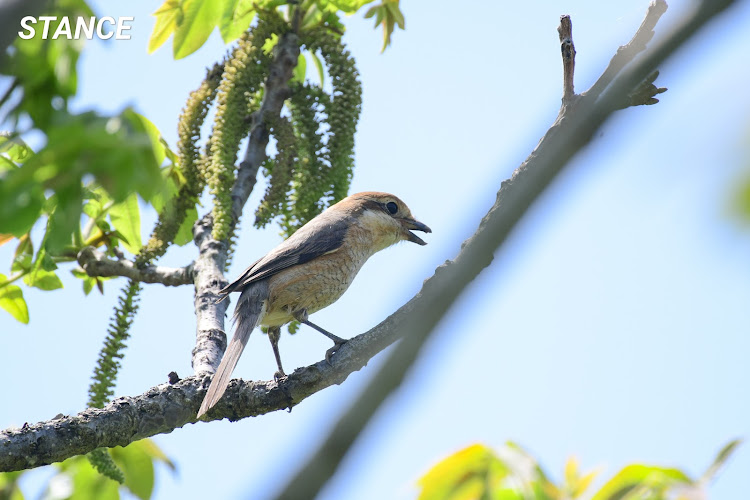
[149,0,405,59]
[418,440,741,500]
[0,439,175,500]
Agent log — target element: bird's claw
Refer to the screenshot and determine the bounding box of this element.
[274,369,286,382]
[325,340,347,365]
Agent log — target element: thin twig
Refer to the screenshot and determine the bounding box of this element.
[586,0,669,99]
[76,247,193,286]
[558,15,576,102]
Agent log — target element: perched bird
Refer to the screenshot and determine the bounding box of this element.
[197,191,431,418]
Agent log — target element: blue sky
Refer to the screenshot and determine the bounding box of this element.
[2,1,750,499]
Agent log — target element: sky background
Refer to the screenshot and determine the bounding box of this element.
[2,0,750,499]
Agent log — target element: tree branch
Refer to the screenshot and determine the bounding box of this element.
[586,0,669,100]
[190,32,300,375]
[0,315,405,471]
[76,247,193,286]
[0,0,737,475]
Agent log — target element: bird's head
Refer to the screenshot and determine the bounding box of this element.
[338,192,432,250]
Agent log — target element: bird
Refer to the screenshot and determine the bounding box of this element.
[197,191,431,418]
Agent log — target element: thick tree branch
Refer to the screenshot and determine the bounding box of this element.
[76,247,193,286]
[0,316,406,471]
[190,32,300,375]
[0,0,737,474]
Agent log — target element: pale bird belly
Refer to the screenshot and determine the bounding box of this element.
[260,250,367,327]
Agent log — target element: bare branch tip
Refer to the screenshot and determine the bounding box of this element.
[558,14,577,101]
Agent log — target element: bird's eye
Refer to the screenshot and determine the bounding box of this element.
[386,201,398,214]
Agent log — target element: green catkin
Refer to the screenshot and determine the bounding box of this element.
[285,82,329,234]
[255,115,298,229]
[138,64,221,265]
[208,11,287,242]
[317,33,362,203]
[254,31,362,237]
[88,448,125,483]
[85,278,141,482]
[87,279,141,407]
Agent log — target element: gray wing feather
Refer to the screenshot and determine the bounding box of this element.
[218,211,351,298]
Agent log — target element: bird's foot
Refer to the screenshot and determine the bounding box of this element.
[274,369,286,382]
[325,340,347,365]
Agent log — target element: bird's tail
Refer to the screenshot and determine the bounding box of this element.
[197,281,268,418]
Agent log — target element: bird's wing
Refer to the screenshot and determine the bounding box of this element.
[218,211,351,297]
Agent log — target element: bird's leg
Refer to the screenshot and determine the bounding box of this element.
[292,309,347,364]
[267,326,286,381]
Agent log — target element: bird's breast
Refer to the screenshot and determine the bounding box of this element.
[260,243,372,327]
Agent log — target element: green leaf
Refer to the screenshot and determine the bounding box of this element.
[384,0,404,29]
[2,3,90,130]
[310,50,325,86]
[219,0,256,42]
[262,32,280,55]
[364,1,405,52]
[111,442,155,500]
[363,4,378,18]
[0,274,29,324]
[149,0,180,53]
[3,109,163,252]
[323,0,375,14]
[129,113,168,166]
[0,155,16,173]
[46,184,83,252]
[82,199,104,219]
[592,465,692,500]
[23,268,63,291]
[174,205,198,246]
[0,176,45,236]
[0,470,24,500]
[0,135,33,164]
[574,469,600,498]
[109,194,142,254]
[72,268,96,296]
[173,0,222,59]
[40,251,58,272]
[417,444,506,500]
[11,234,33,273]
[702,438,742,482]
[136,439,176,471]
[69,457,120,500]
[293,53,307,83]
[108,439,175,500]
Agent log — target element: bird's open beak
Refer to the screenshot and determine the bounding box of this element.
[400,218,432,246]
